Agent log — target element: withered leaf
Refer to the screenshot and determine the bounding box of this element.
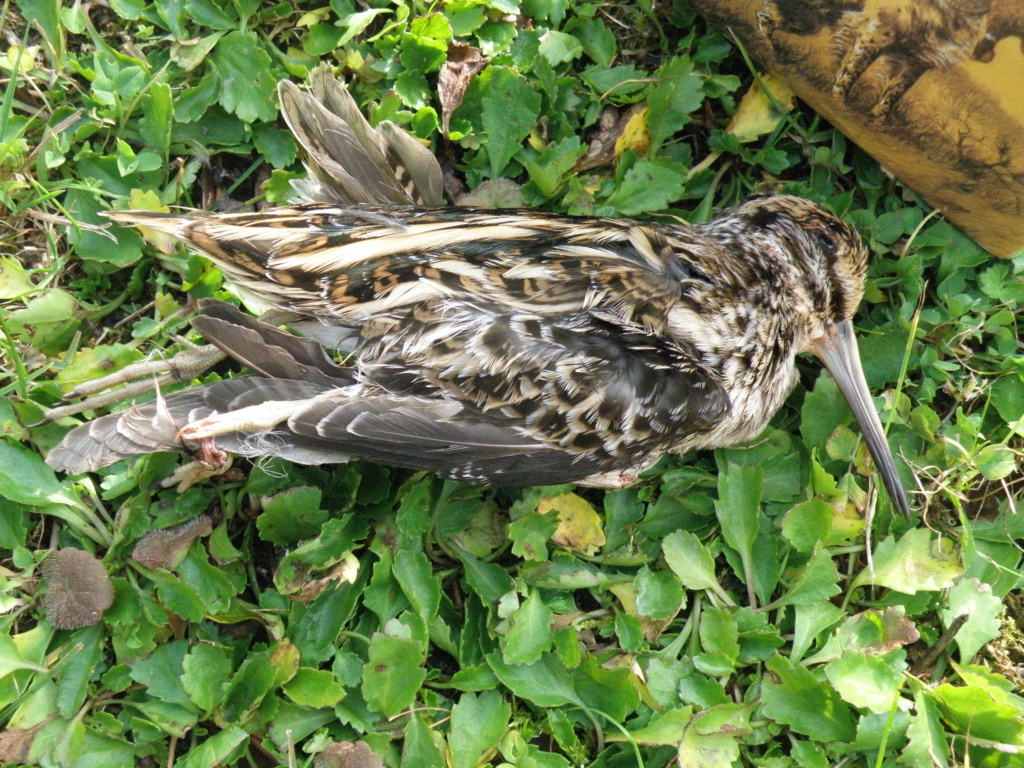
[314,740,385,768]
[439,42,487,136]
[132,514,214,570]
[574,104,648,172]
[41,548,114,629]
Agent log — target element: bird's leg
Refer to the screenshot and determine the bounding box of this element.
[174,398,319,487]
[176,399,309,442]
[43,343,227,422]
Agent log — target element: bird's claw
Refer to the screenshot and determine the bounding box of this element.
[42,344,226,423]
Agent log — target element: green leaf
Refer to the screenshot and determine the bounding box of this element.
[603,157,687,216]
[939,577,1004,663]
[761,655,857,742]
[933,665,1024,744]
[538,30,583,65]
[56,626,104,717]
[362,634,427,717]
[824,650,906,714]
[0,257,36,299]
[902,684,952,768]
[858,327,909,388]
[700,606,740,663]
[175,72,220,123]
[677,703,754,768]
[503,589,554,665]
[449,690,511,768]
[282,668,346,709]
[450,664,500,691]
[580,64,649,99]
[220,651,276,724]
[128,640,195,709]
[175,727,249,768]
[715,460,763,594]
[252,123,297,169]
[182,642,232,712]
[400,33,448,73]
[647,56,705,153]
[565,17,616,67]
[852,528,963,594]
[169,31,223,71]
[486,652,581,708]
[774,545,841,609]
[975,444,1016,481]
[791,602,846,663]
[571,655,640,721]
[627,706,693,745]
[991,374,1024,426]
[817,607,921,663]
[393,549,441,623]
[481,67,541,177]
[662,529,724,596]
[781,499,833,553]
[615,612,644,652]
[508,511,556,561]
[403,714,445,768]
[8,288,82,355]
[0,440,86,509]
[455,547,515,603]
[634,566,683,621]
[148,570,207,622]
[800,375,849,456]
[139,80,172,154]
[716,462,762,559]
[210,31,277,123]
[256,486,328,546]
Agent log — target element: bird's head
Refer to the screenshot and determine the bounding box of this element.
[710,195,910,519]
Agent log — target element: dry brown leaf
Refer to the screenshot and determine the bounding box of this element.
[41,548,114,629]
[291,553,360,603]
[0,719,49,764]
[132,514,214,570]
[314,740,385,768]
[439,42,487,136]
[574,104,648,172]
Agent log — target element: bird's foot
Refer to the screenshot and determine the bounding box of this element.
[43,344,226,422]
[161,452,234,492]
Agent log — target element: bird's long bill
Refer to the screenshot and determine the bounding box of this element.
[811,320,911,519]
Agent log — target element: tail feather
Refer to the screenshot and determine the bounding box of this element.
[278,65,444,206]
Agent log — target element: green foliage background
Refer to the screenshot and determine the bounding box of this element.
[1,0,1023,766]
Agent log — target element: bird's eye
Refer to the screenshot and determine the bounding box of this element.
[814,231,837,253]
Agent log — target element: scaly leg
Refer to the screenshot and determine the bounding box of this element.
[42,344,226,422]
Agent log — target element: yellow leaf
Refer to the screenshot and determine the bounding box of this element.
[296,9,331,27]
[124,189,178,253]
[128,188,168,212]
[2,46,38,75]
[726,73,795,143]
[537,492,606,555]
[614,106,651,158]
